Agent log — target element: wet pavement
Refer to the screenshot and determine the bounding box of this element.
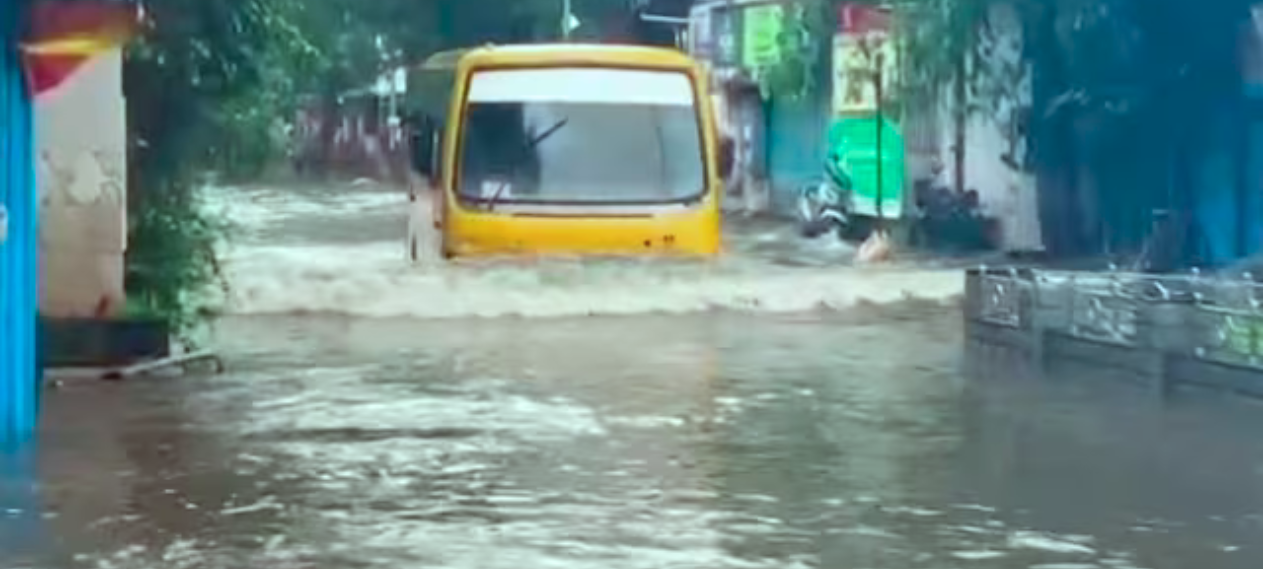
[4,183,1263,568]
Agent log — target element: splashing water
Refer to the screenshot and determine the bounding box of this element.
[205,183,963,319]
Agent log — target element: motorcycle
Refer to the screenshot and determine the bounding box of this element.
[795,151,855,239]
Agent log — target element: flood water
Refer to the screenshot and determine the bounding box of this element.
[4,183,1262,569]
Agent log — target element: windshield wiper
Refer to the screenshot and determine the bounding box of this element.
[486,118,569,212]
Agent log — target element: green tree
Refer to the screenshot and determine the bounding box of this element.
[124,0,309,333]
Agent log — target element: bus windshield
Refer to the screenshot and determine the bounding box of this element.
[457,67,705,205]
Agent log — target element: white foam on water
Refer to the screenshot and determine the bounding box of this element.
[206,183,401,231]
[224,248,962,318]
[1007,531,1097,555]
[950,550,1008,560]
[207,184,965,319]
[232,367,608,443]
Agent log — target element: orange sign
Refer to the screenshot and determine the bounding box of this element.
[22,1,143,96]
[833,3,897,113]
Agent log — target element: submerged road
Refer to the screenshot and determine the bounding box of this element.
[3,183,1262,569]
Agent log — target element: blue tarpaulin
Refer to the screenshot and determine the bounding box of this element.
[1,0,39,439]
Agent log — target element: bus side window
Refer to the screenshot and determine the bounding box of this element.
[718,135,735,180]
[429,126,443,183]
[406,113,438,180]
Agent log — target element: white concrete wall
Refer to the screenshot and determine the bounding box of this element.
[926,4,1043,252]
[36,48,128,318]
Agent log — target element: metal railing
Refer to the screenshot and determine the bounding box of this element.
[976,268,1024,328]
[966,267,1263,371]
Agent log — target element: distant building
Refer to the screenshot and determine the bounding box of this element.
[291,68,411,185]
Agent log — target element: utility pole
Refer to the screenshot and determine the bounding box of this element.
[562,0,572,40]
[954,43,967,194]
[874,50,884,233]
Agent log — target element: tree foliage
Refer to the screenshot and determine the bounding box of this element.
[751,0,985,103]
[125,0,298,333]
[757,1,826,99]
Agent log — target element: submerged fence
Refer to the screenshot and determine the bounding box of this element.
[964,267,1263,398]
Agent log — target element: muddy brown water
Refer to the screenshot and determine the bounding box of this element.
[3,184,1261,568]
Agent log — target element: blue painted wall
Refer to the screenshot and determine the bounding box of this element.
[1,0,39,438]
[1244,119,1263,257]
[764,45,834,215]
[766,90,829,213]
[1191,95,1263,268]
[1193,109,1237,266]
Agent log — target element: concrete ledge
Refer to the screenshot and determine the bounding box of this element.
[40,317,170,368]
[964,268,1263,399]
[1168,356,1263,400]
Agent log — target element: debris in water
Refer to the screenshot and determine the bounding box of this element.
[857,230,894,264]
[1007,531,1096,555]
[220,495,282,516]
[950,550,1007,560]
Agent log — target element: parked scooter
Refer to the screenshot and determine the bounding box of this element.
[795,150,854,239]
[909,178,992,252]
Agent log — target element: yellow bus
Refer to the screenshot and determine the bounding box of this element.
[404,44,729,260]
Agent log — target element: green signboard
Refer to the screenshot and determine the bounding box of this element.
[741,4,783,69]
[828,114,905,220]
